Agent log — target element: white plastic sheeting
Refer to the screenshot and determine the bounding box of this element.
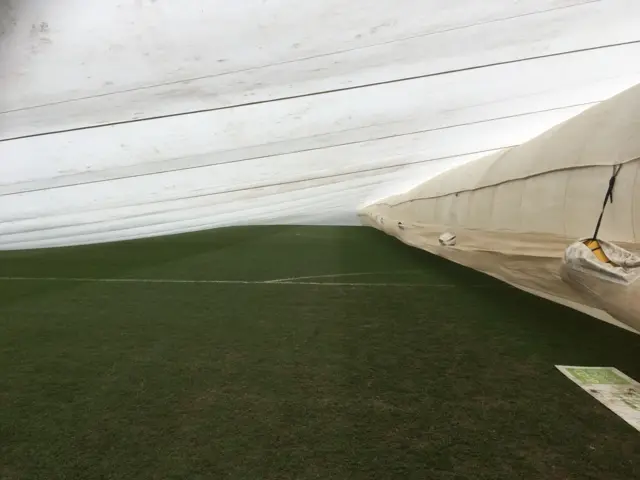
[2,0,640,249]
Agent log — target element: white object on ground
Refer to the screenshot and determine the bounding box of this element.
[556,366,640,432]
[439,232,457,246]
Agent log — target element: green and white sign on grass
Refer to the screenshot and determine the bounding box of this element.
[556,366,640,432]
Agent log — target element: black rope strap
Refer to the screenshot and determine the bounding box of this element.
[591,164,623,241]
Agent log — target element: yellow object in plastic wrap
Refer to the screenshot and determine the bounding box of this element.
[583,239,615,264]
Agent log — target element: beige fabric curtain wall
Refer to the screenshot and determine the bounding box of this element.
[360,83,640,334]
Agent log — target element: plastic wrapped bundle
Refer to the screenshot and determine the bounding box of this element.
[562,239,640,332]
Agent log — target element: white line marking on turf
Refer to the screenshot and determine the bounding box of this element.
[0,276,492,288]
[264,270,422,283]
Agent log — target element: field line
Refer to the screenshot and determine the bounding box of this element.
[0,276,495,288]
[264,270,422,283]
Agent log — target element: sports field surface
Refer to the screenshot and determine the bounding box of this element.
[1,226,638,479]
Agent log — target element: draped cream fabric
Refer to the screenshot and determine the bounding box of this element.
[360,83,640,333]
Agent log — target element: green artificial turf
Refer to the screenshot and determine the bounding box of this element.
[0,226,638,479]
